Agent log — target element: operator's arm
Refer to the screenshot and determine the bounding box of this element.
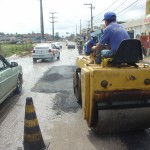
[91,43,103,52]
[92,27,111,53]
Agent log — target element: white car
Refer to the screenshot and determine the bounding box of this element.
[32,43,60,62]
[52,42,62,49]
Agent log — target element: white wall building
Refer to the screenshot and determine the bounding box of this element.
[122,15,150,39]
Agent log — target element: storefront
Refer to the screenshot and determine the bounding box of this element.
[122,15,150,55]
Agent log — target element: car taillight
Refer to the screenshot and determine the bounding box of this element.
[49,49,51,52]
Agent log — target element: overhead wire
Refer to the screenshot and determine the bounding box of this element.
[93,0,142,24]
[112,0,128,12]
[94,0,120,18]
[93,0,126,24]
[117,0,140,15]
[117,0,142,19]
[82,0,143,31]
[93,0,121,24]
[87,0,127,27]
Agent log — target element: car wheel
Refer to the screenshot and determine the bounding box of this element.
[33,58,37,63]
[57,53,60,60]
[52,55,55,61]
[14,75,22,94]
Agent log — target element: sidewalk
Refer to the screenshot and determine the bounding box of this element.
[143,57,150,64]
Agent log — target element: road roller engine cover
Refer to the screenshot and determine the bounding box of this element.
[73,39,150,133]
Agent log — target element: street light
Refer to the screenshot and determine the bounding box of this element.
[83,3,95,31]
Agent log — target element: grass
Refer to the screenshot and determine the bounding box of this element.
[0,43,33,57]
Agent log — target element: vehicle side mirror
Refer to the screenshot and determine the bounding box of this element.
[11,62,18,67]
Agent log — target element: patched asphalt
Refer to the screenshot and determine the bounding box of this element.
[31,65,80,114]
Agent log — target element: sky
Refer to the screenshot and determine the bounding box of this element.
[0,0,147,36]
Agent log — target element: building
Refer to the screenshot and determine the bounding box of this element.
[122,16,150,39]
[121,0,150,54]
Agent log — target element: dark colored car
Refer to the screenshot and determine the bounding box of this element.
[67,42,75,49]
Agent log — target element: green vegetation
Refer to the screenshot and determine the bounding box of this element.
[0,42,33,57]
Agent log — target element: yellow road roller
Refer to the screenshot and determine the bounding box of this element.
[73,39,150,133]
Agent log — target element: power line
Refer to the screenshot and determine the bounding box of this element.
[82,0,143,31]
[117,0,140,15]
[112,0,128,12]
[94,0,119,18]
[93,0,141,24]
[117,0,142,20]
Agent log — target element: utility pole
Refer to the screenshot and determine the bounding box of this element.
[76,25,77,38]
[80,19,81,36]
[49,12,57,41]
[87,21,91,35]
[83,3,95,32]
[40,0,44,42]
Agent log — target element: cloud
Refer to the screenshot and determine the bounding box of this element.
[0,0,147,36]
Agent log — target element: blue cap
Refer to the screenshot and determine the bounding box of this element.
[103,12,116,21]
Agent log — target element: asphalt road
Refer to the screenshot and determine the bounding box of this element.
[0,42,150,150]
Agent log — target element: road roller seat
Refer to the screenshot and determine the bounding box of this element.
[111,39,143,67]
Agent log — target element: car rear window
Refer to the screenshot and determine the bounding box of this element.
[35,46,49,50]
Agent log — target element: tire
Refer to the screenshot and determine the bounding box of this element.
[57,53,60,60]
[14,75,22,94]
[73,68,82,105]
[52,55,55,61]
[33,58,37,63]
